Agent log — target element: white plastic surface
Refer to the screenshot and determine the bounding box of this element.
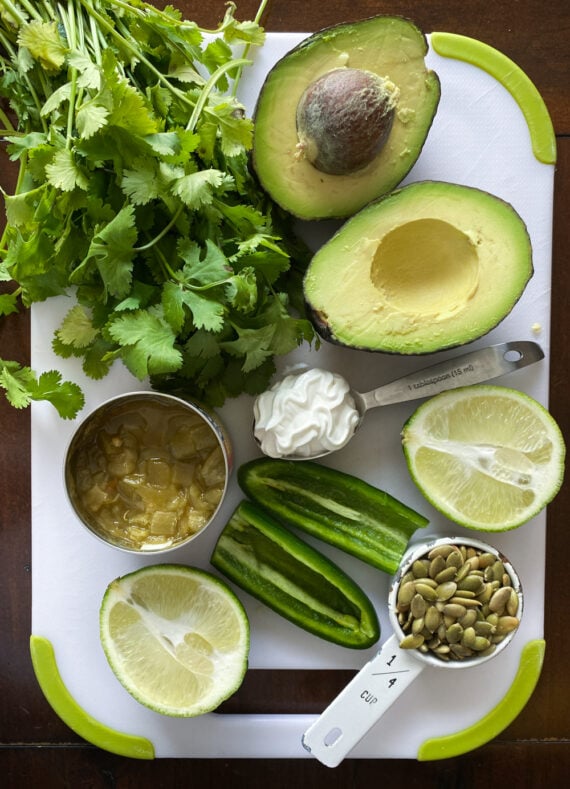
[31,33,554,759]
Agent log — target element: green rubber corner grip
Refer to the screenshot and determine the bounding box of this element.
[417,639,545,761]
[30,635,155,759]
[431,32,556,165]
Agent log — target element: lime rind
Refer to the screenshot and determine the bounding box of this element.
[402,385,565,531]
[99,564,250,717]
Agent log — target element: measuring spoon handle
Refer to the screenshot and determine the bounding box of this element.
[302,634,424,767]
[359,341,544,411]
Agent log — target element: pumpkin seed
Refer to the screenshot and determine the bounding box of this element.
[478,552,497,569]
[434,566,459,584]
[496,615,520,635]
[412,617,425,635]
[429,555,447,579]
[428,544,457,560]
[459,610,478,628]
[397,581,416,608]
[415,583,438,601]
[453,589,476,599]
[472,636,491,651]
[489,586,512,613]
[446,551,463,569]
[462,626,477,648]
[458,575,485,593]
[507,588,520,617]
[454,562,472,583]
[400,633,424,649]
[450,643,473,659]
[412,559,430,578]
[449,596,482,609]
[446,623,463,644]
[443,602,467,618]
[436,581,457,601]
[424,605,441,633]
[474,621,496,637]
[411,593,427,619]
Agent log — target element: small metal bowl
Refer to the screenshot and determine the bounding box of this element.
[64,391,232,553]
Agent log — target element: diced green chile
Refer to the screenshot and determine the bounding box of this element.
[210,500,380,649]
[238,459,428,574]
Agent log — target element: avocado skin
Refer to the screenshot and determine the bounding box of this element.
[252,16,441,220]
[302,181,534,355]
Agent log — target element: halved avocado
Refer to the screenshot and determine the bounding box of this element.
[303,181,533,354]
[252,16,440,220]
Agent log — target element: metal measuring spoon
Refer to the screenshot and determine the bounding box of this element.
[302,534,524,767]
[253,340,544,460]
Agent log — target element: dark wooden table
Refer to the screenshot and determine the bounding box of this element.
[1,1,568,786]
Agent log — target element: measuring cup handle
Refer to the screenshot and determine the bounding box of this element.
[302,635,424,767]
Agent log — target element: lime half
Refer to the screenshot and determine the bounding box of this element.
[402,385,565,531]
[100,564,249,717]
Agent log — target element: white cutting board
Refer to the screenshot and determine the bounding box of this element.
[30,32,555,759]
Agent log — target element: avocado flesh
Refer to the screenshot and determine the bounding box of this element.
[252,16,440,220]
[303,181,533,354]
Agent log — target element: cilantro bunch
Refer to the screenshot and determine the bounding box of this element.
[0,0,315,418]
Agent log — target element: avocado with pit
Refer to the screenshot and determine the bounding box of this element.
[303,181,533,354]
[252,16,440,220]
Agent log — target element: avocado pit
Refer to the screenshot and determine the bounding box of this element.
[295,68,399,175]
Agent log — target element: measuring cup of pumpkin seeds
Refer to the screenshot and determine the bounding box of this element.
[302,534,523,767]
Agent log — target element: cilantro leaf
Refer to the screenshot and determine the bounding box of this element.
[221,323,276,372]
[45,148,89,192]
[121,161,160,205]
[81,337,115,380]
[225,267,258,312]
[17,21,66,72]
[181,289,225,332]
[161,280,186,333]
[207,101,253,156]
[107,309,183,378]
[178,238,231,285]
[105,76,159,137]
[76,102,109,139]
[5,132,49,161]
[0,293,20,317]
[29,371,85,419]
[75,205,138,298]
[0,360,84,418]
[67,50,101,90]
[171,169,225,208]
[56,305,99,348]
[40,83,72,117]
[0,361,38,409]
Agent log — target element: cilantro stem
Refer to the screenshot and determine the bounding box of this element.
[0,108,15,131]
[59,0,79,147]
[0,0,31,25]
[87,11,102,65]
[41,0,56,20]
[186,57,251,131]
[150,238,177,280]
[77,0,194,108]
[231,0,270,97]
[134,207,183,253]
[14,0,44,21]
